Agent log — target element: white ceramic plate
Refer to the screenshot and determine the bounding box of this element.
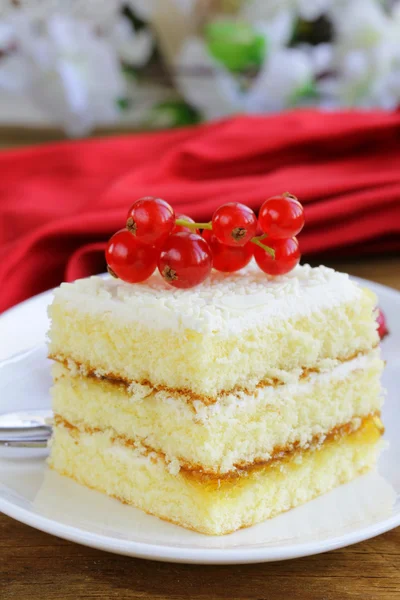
[0,278,399,564]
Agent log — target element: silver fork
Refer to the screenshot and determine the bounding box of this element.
[0,409,52,448]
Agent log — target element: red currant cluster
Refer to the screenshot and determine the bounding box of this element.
[105,193,305,289]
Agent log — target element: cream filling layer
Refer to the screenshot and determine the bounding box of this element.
[52,413,383,480]
[51,350,384,474]
[52,348,380,405]
[50,421,381,535]
[48,415,383,535]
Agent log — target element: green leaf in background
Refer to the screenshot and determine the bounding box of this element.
[116,97,132,111]
[147,101,201,129]
[288,79,319,107]
[205,20,267,72]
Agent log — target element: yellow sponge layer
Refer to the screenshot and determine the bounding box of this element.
[49,416,383,535]
[51,351,383,474]
[48,288,378,395]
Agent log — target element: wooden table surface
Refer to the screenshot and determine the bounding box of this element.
[1,255,399,600]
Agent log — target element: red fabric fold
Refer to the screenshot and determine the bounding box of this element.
[1,110,400,313]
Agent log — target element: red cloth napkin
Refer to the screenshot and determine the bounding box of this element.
[1,110,400,313]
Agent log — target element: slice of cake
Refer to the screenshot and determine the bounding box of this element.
[48,262,383,535]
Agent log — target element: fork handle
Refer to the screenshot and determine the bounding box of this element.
[0,438,48,448]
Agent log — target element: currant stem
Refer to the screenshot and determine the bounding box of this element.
[283,191,297,200]
[175,219,212,230]
[251,237,275,258]
[175,219,275,258]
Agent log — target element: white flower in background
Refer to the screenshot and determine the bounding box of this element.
[0,21,30,92]
[328,0,400,107]
[0,0,121,24]
[175,37,241,119]
[175,39,314,116]
[0,13,127,135]
[108,16,153,67]
[335,43,400,108]
[296,42,335,106]
[253,10,294,50]
[0,2,155,135]
[0,21,14,47]
[224,0,400,112]
[240,0,292,22]
[244,48,314,112]
[1,0,400,134]
[173,7,318,118]
[242,0,333,22]
[295,0,332,21]
[308,42,334,75]
[125,0,157,21]
[331,0,391,50]
[33,16,126,135]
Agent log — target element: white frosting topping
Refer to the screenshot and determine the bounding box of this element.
[55,261,362,335]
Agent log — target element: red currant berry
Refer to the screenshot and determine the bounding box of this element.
[106,229,158,283]
[253,237,300,276]
[173,214,197,234]
[126,196,175,246]
[258,193,305,239]
[158,232,212,289]
[212,202,257,247]
[203,230,252,272]
[376,307,389,340]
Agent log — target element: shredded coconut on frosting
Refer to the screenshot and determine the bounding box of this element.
[55,261,362,335]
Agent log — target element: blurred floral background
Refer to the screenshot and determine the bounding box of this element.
[1,0,400,136]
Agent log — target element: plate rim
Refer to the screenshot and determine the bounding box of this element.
[1,491,399,564]
[0,276,399,564]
